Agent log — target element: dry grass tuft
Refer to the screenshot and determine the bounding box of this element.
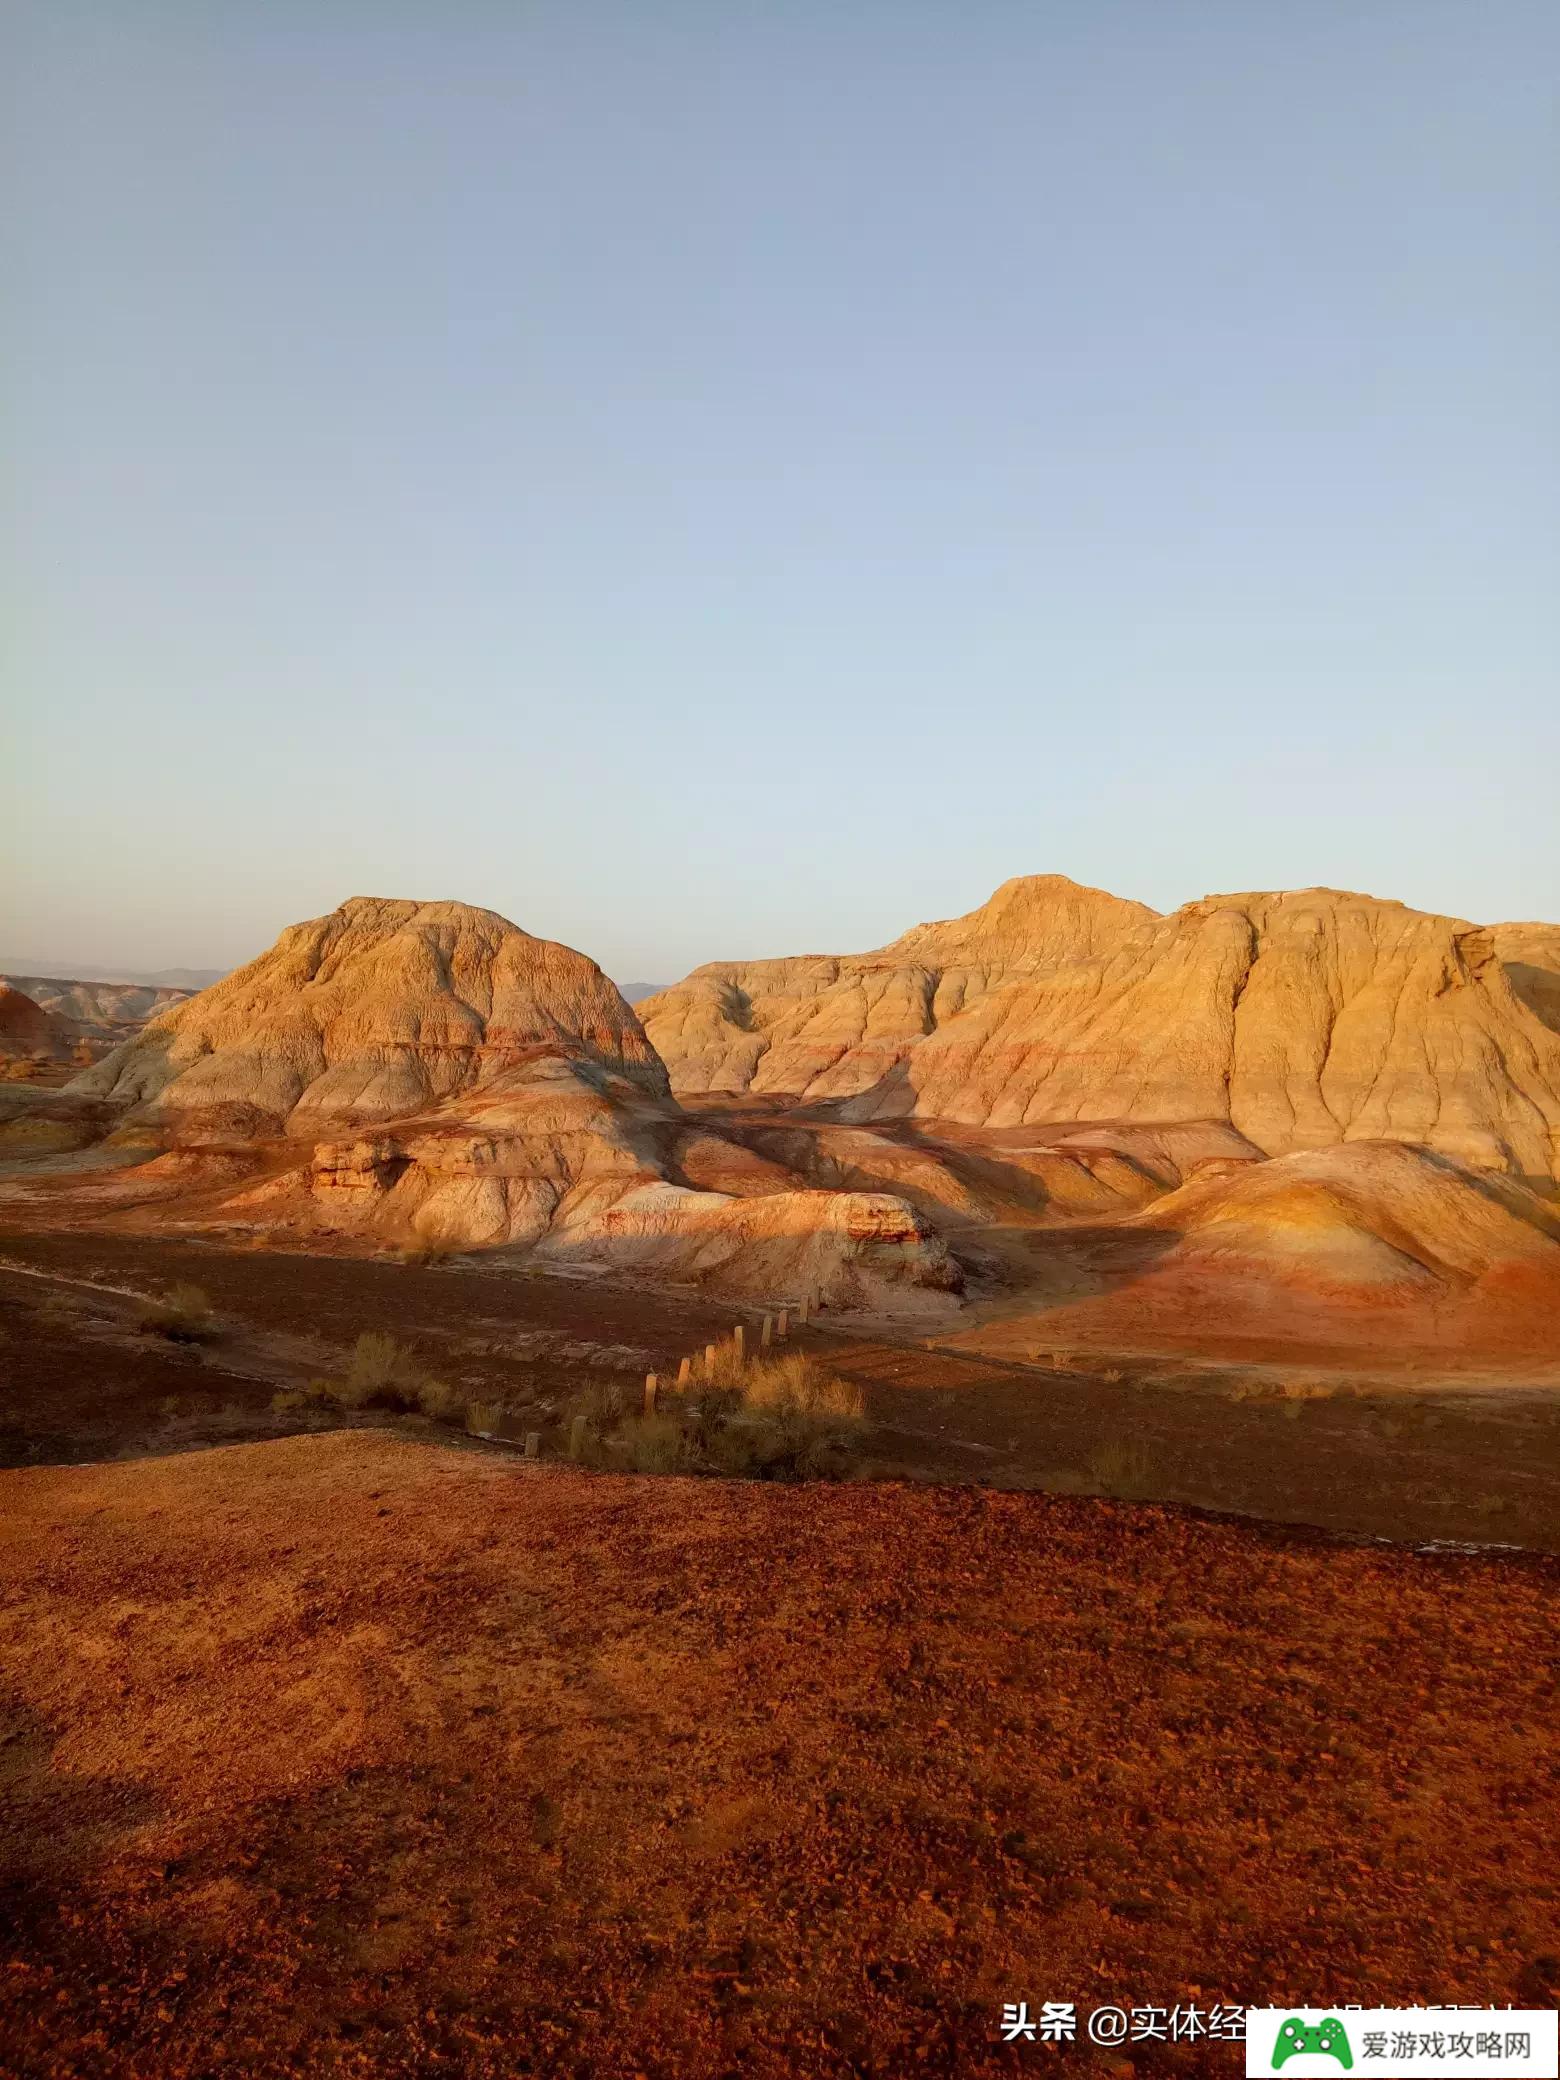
[1084,1436,1154,1501]
[137,1283,217,1343]
[311,1333,465,1426]
[399,1241,453,1268]
[413,1377,462,1423]
[567,1353,868,1482]
[614,1411,694,1474]
[1280,1378,1340,1402]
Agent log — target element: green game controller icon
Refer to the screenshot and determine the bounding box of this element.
[1271,2015,1353,2069]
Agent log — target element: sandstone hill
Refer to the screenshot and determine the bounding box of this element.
[0,982,71,1066]
[1489,922,1560,1036]
[949,1140,1560,1365]
[71,896,671,1134]
[640,877,1560,1184]
[52,899,955,1310]
[2,973,197,1057]
[1133,1140,1560,1294]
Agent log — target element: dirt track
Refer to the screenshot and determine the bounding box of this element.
[2,1433,1557,2078]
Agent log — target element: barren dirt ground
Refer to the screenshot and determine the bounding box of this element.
[2,1232,1558,1551]
[3,1434,1558,2080]
[3,1225,1559,2078]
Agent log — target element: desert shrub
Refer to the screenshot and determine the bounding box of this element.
[137,1282,216,1342]
[345,1332,412,1399]
[567,1378,632,1427]
[1279,1378,1339,1402]
[307,1334,465,1426]
[700,1338,768,1391]
[1084,1436,1154,1501]
[271,1387,309,1414]
[615,1411,694,1474]
[414,1377,462,1423]
[731,1355,867,1477]
[326,1331,430,1410]
[568,1353,868,1482]
[558,1378,633,1460]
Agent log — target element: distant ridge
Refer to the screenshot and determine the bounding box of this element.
[0,959,227,991]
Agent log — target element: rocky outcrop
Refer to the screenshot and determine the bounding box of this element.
[641,878,1560,1183]
[57,899,957,1311]
[942,1137,1560,1365]
[2,975,197,1058]
[0,983,71,1065]
[680,1110,1263,1229]
[640,876,1150,1101]
[1132,1140,1560,1294]
[1488,923,1560,1038]
[71,897,670,1137]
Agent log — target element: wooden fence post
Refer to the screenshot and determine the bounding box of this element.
[676,1356,692,1388]
[732,1324,745,1365]
[524,1430,540,1460]
[761,1313,773,1349]
[776,1307,788,1341]
[569,1412,589,1461]
[644,1372,658,1415]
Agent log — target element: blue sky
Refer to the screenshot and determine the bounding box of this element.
[7,2,1557,982]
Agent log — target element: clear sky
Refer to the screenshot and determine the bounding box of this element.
[7,2,1557,984]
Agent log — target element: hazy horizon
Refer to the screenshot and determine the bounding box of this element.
[9,2,1557,980]
[6,853,1560,991]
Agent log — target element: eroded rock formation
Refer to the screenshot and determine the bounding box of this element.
[72,896,670,1134]
[0,982,72,1069]
[2,975,197,1058]
[641,878,1560,1183]
[60,899,957,1310]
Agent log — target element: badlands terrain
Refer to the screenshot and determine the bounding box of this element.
[0,974,200,1074]
[6,873,1557,1363]
[3,871,1558,2076]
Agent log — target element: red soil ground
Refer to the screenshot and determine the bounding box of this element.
[2,1434,1557,2080]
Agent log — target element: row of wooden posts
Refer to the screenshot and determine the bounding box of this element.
[552,1287,826,1463]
